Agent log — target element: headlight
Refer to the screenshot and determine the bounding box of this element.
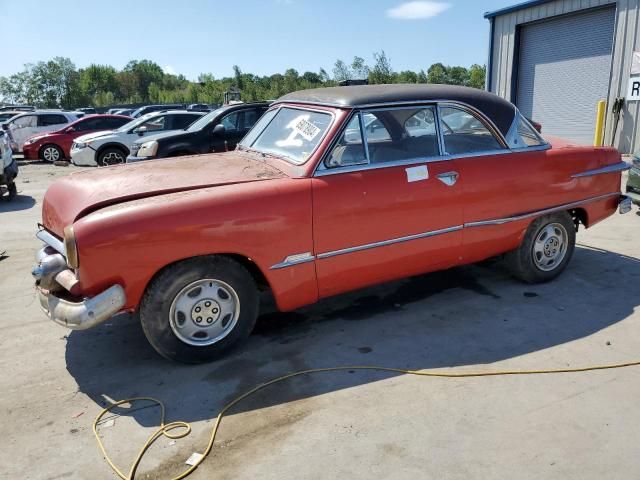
[24,137,40,145]
[74,142,88,149]
[63,225,79,269]
[137,140,158,158]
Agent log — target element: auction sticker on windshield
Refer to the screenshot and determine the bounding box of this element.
[294,117,321,141]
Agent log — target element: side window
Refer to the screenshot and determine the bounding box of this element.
[172,114,199,130]
[13,115,36,128]
[39,114,68,126]
[510,114,545,148]
[439,106,503,154]
[74,118,100,131]
[241,109,261,130]
[143,116,166,131]
[326,114,367,168]
[96,117,127,130]
[361,113,391,142]
[365,106,439,164]
[221,112,240,132]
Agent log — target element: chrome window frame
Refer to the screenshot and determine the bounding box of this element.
[503,108,550,151]
[316,103,445,176]
[241,104,336,166]
[313,100,552,178]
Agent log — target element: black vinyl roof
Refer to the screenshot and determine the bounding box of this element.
[277,84,517,136]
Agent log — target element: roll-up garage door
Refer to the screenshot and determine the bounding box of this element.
[516,7,615,145]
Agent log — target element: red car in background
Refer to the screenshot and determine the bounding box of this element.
[22,114,131,162]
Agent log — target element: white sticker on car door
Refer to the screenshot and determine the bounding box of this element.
[405,165,429,182]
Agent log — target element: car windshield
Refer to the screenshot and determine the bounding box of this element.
[115,113,157,133]
[239,107,333,165]
[186,107,226,132]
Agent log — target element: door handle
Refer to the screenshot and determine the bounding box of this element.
[437,171,459,186]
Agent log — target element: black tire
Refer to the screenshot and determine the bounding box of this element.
[140,256,259,363]
[40,144,64,162]
[98,147,126,166]
[506,211,576,283]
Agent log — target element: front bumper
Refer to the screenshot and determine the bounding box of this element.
[37,284,126,330]
[22,143,39,160]
[70,146,97,166]
[33,240,126,330]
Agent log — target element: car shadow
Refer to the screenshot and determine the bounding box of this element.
[0,194,36,212]
[65,245,640,427]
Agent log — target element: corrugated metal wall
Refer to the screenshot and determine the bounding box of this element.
[489,0,640,153]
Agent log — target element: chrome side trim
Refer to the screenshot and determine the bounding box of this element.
[36,229,65,256]
[464,192,621,228]
[270,252,315,270]
[317,225,463,260]
[315,155,449,177]
[271,192,622,269]
[571,161,631,178]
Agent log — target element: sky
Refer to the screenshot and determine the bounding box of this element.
[0,0,518,80]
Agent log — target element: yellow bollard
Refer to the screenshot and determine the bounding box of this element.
[594,99,606,146]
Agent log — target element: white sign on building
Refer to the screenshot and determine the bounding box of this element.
[629,77,640,101]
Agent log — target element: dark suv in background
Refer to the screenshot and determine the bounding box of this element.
[126,102,270,162]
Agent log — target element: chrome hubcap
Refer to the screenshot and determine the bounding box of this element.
[43,147,59,162]
[169,279,240,346]
[103,152,124,165]
[532,222,568,271]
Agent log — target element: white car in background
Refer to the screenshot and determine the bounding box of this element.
[3,110,84,152]
[70,110,204,166]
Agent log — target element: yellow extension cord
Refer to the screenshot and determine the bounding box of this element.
[93,360,640,480]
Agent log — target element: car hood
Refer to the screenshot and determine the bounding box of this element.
[74,130,116,143]
[42,151,286,236]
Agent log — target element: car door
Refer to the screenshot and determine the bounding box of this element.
[312,106,463,299]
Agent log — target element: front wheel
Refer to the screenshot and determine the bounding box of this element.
[140,256,259,363]
[40,144,64,162]
[506,212,576,283]
[98,147,126,166]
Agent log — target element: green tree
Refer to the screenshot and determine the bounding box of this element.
[468,64,486,89]
[368,50,394,84]
[427,63,448,84]
[332,59,351,82]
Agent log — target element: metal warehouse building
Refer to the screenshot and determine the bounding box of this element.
[485,0,640,153]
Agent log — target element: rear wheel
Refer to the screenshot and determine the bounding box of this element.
[40,144,63,162]
[506,212,575,283]
[98,147,126,166]
[140,256,259,363]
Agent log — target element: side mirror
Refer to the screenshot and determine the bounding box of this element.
[211,124,225,136]
[137,126,148,136]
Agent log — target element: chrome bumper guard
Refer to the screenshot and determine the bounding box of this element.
[37,284,126,330]
[33,236,126,330]
[619,195,633,214]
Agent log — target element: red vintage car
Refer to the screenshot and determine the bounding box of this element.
[33,85,632,363]
[22,114,131,162]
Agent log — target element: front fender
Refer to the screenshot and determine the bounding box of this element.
[72,177,317,312]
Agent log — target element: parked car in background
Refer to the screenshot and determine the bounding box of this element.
[114,108,134,116]
[0,111,24,124]
[71,110,203,166]
[626,152,640,208]
[77,107,97,114]
[187,103,211,112]
[33,84,632,362]
[22,114,131,162]
[131,104,186,118]
[0,129,17,201]
[127,102,269,162]
[0,105,35,112]
[3,111,84,152]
